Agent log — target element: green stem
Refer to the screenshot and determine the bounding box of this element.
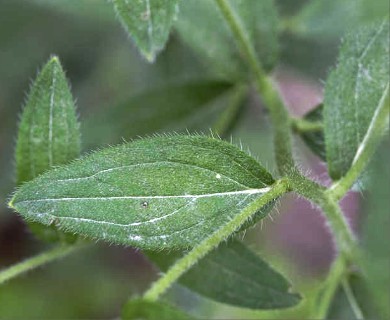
[288,172,356,259]
[214,0,294,175]
[0,244,84,285]
[342,279,364,319]
[329,85,389,200]
[315,257,346,319]
[143,179,290,301]
[291,117,323,133]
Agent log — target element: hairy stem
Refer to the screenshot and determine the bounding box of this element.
[329,85,389,200]
[214,0,294,175]
[143,179,290,301]
[0,244,85,285]
[288,172,356,259]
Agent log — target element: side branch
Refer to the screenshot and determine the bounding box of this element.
[0,244,85,285]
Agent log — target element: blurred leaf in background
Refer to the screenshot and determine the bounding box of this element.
[361,140,390,319]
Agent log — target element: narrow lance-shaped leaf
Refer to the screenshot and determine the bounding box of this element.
[175,0,279,79]
[122,298,193,320]
[16,56,80,184]
[324,20,389,180]
[147,240,301,309]
[112,0,180,62]
[9,135,275,250]
[15,56,81,243]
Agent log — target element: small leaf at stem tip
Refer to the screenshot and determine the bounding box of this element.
[147,240,301,309]
[324,20,389,180]
[122,298,193,319]
[15,55,81,243]
[112,0,181,62]
[16,56,80,184]
[9,135,275,250]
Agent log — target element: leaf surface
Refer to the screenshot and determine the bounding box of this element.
[122,298,193,319]
[175,0,279,79]
[324,21,389,180]
[112,0,180,62]
[148,240,301,309]
[10,136,274,249]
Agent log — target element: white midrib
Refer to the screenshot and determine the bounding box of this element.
[145,0,153,51]
[48,69,56,167]
[330,82,389,192]
[17,187,271,204]
[351,82,389,166]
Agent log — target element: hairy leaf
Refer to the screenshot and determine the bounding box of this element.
[175,0,279,79]
[147,240,300,309]
[300,104,326,160]
[122,298,193,319]
[112,0,180,62]
[10,136,275,249]
[16,56,80,184]
[324,21,389,180]
[84,80,234,145]
[15,56,81,243]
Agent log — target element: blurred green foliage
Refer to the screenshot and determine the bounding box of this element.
[0,0,388,318]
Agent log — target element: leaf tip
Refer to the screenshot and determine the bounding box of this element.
[7,197,16,210]
[46,54,63,69]
[143,50,157,63]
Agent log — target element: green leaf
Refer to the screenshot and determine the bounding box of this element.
[175,0,279,79]
[15,56,81,243]
[299,104,326,161]
[122,298,193,320]
[147,240,301,309]
[83,80,234,145]
[361,140,390,319]
[324,20,389,180]
[9,135,275,250]
[112,0,180,62]
[16,56,81,184]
